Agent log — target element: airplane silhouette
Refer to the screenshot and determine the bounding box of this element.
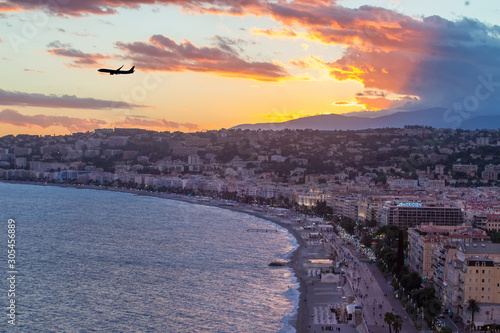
[98,65,135,75]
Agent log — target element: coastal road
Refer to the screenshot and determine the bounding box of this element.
[331,235,419,333]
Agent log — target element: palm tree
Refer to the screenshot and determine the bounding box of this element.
[466,298,481,329]
[384,312,395,333]
[392,314,404,333]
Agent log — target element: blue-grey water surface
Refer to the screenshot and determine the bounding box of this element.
[0,183,298,332]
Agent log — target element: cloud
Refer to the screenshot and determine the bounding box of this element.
[352,94,419,111]
[355,96,403,111]
[211,35,255,53]
[266,3,426,51]
[0,0,265,16]
[289,55,327,70]
[112,116,200,131]
[47,41,70,48]
[24,68,44,73]
[115,35,290,81]
[252,28,299,38]
[0,3,22,12]
[74,32,98,37]
[267,2,500,112]
[0,88,147,109]
[0,109,200,133]
[46,41,108,67]
[0,109,106,132]
[356,90,387,97]
[6,0,500,113]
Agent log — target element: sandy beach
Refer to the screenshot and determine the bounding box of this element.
[1,181,350,333]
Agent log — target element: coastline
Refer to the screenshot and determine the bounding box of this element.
[1,181,311,333]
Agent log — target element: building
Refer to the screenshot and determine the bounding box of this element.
[408,224,489,285]
[486,214,500,232]
[405,225,496,325]
[387,178,419,189]
[477,137,490,146]
[15,157,27,169]
[378,202,465,228]
[297,187,331,206]
[445,243,500,323]
[435,164,446,176]
[433,243,458,309]
[482,164,500,181]
[462,256,499,303]
[329,196,359,220]
[13,147,32,156]
[408,228,441,279]
[452,164,478,174]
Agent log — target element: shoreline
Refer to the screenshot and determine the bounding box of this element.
[1,181,311,333]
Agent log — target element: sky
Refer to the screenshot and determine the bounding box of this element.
[1,0,499,136]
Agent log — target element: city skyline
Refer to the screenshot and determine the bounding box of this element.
[1,0,499,136]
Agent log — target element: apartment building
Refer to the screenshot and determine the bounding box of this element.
[446,243,500,324]
[407,224,490,303]
[486,214,500,232]
[408,228,442,279]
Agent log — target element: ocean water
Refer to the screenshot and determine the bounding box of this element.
[0,183,299,332]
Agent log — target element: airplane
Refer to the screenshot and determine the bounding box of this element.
[98,65,135,75]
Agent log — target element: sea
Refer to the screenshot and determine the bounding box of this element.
[0,182,299,332]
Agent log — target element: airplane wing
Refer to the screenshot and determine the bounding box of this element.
[115,65,124,72]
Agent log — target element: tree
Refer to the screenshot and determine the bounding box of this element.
[384,312,395,333]
[392,314,404,333]
[362,234,373,248]
[441,327,453,333]
[466,298,481,329]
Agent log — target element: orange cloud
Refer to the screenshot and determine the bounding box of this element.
[116,35,290,82]
[355,96,399,111]
[112,116,200,132]
[251,28,299,38]
[0,3,22,12]
[354,93,419,111]
[0,88,147,109]
[1,0,266,16]
[46,41,108,67]
[333,101,353,105]
[0,109,106,132]
[289,55,329,70]
[326,47,421,95]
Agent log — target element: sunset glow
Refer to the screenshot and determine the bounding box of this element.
[1,0,499,135]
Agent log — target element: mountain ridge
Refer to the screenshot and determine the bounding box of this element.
[232,108,500,130]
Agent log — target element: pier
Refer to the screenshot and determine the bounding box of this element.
[247,228,278,233]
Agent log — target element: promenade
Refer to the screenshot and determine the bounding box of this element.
[327,234,419,333]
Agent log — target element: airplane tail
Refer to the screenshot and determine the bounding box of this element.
[130,66,135,72]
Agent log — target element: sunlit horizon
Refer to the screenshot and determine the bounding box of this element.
[1,0,499,136]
